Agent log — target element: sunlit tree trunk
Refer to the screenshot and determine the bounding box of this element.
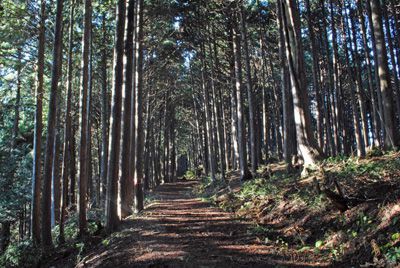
[120,0,135,219]
[277,1,296,166]
[133,0,145,212]
[106,0,126,233]
[281,0,321,168]
[232,10,252,181]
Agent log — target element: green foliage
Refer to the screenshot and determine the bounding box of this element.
[355,213,373,231]
[391,233,400,241]
[0,144,32,222]
[102,238,110,247]
[238,178,278,200]
[315,240,324,249]
[196,175,212,194]
[330,244,346,260]
[380,233,400,264]
[344,213,374,240]
[322,155,349,164]
[384,247,400,263]
[52,213,100,243]
[184,169,197,180]
[297,246,311,252]
[366,147,384,157]
[0,240,40,267]
[326,153,400,180]
[247,224,271,236]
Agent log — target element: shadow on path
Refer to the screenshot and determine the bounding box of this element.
[78,180,329,268]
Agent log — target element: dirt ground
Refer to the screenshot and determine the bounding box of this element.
[76,180,330,268]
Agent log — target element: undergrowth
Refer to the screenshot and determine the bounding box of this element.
[0,211,103,267]
[196,152,400,266]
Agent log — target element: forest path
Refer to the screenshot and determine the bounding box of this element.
[78,180,327,268]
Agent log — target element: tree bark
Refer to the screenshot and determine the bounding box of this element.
[366,0,385,145]
[281,0,321,168]
[232,10,252,181]
[370,0,399,148]
[358,0,380,148]
[41,0,64,248]
[59,0,75,243]
[200,43,217,182]
[78,0,92,236]
[100,13,109,210]
[341,7,365,157]
[120,0,135,219]
[277,1,296,166]
[240,7,257,174]
[31,0,46,244]
[106,0,126,233]
[133,0,145,213]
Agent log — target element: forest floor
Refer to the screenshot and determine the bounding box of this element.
[42,151,400,268]
[74,179,327,267]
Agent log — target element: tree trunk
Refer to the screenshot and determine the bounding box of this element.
[281,0,321,168]
[320,0,336,156]
[240,7,257,174]
[382,0,400,127]
[370,0,399,148]
[106,0,126,233]
[78,0,92,236]
[52,42,64,226]
[366,0,385,145]
[305,0,323,151]
[120,0,135,219]
[133,0,145,213]
[0,222,11,253]
[330,0,344,154]
[341,7,365,157]
[350,11,370,151]
[59,0,75,243]
[31,0,46,245]
[358,0,380,148]
[69,119,77,209]
[201,43,217,182]
[208,36,226,180]
[12,49,22,148]
[232,11,252,181]
[100,13,109,210]
[41,0,64,248]
[277,2,296,166]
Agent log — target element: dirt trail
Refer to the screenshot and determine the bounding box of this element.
[78,180,328,268]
